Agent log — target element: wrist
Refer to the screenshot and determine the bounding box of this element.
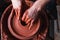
[11,0,21,9]
[31,0,50,11]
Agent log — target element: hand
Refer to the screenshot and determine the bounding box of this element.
[22,9,38,29]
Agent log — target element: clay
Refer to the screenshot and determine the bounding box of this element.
[8,5,40,39]
[1,0,48,40]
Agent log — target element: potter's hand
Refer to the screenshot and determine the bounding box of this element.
[22,0,49,24]
[22,1,38,30]
[22,8,38,24]
[22,0,49,29]
[22,9,37,30]
[11,0,22,19]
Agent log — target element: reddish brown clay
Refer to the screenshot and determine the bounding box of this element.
[7,5,40,39]
[1,0,48,40]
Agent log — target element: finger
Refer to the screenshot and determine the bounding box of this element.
[15,9,18,16]
[25,15,29,22]
[27,23,30,28]
[29,19,34,30]
[17,9,20,17]
[15,9,20,19]
[26,18,32,24]
[18,9,20,16]
[22,11,28,21]
[15,9,20,16]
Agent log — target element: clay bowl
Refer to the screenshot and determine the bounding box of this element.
[1,4,41,39]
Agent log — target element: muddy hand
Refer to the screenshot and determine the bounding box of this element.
[22,10,34,30]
